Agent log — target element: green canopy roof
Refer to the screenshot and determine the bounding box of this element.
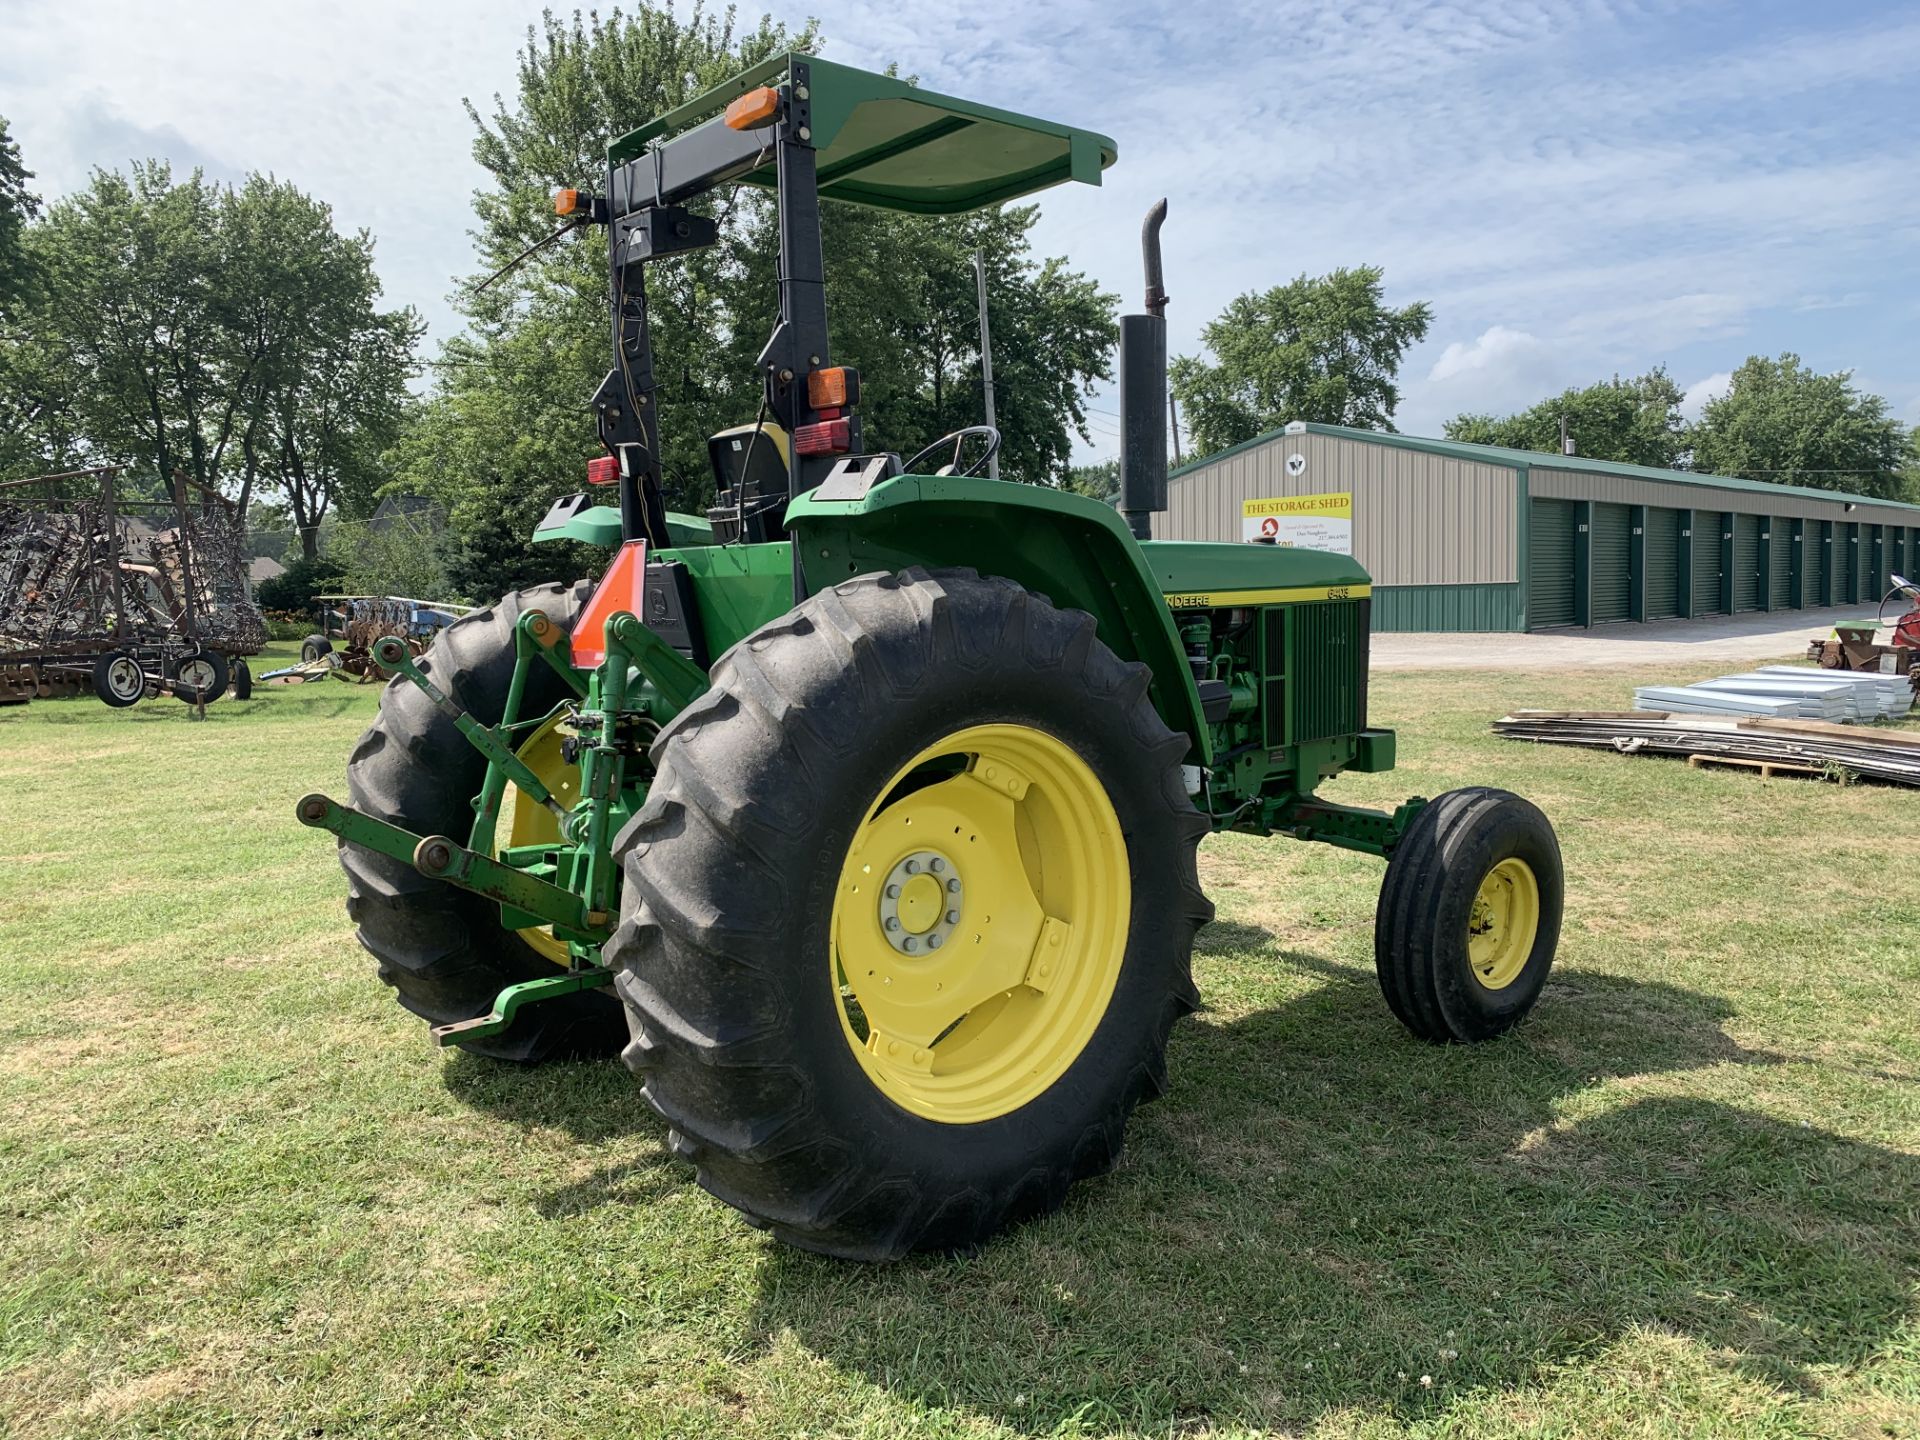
[608,52,1116,215]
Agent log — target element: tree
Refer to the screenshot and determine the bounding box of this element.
[1170,266,1431,454]
[325,510,450,600]
[1445,369,1686,469]
[1063,458,1119,505]
[0,116,39,306]
[1688,353,1910,499]
[404,8,1117,599]
[254,552,346,613]
[7,166,420,547]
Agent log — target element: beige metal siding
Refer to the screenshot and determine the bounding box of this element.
[1156,432,1518,585]
[1529,468,1914,529]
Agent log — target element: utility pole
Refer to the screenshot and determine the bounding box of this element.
[973,249,999,478]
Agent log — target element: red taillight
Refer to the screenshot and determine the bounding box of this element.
[586,455,620,486]
[794,418,851,455]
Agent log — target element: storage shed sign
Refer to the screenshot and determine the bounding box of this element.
[1241,492,1353,553]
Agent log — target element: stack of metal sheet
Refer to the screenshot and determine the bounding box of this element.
[1631,684,1820,719]
[1495,710,1920,786]
[1753,665,1913,719]
[1633,666,1913,721]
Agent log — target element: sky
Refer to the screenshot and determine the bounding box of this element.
[4,0,1917,468]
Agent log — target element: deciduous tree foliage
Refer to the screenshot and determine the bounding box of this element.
[1170,266,1431,454]
[0,162,419,553]
[1688,353,1911,500]
[0,116,39,305]
[1445,369,1687,469]
[399,6,1116,602]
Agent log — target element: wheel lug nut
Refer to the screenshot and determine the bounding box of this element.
[928,935,943,949]
[885,918,900,932]
[945,910,960,924]
[904,860,919,874]
[886,884,900,898]
[946,878,960,892]
[903,937,918,952]
[930,857,944,873]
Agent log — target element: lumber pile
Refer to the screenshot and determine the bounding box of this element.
[1494,710,1920,787]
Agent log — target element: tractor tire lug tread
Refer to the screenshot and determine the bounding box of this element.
[609,567,1209,1258]
[338,580,626,1063]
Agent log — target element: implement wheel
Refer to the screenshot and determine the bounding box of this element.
[92,651,146,708]
[1374,786,1562,1043]
[169,649,228,705]
[608,568,1211,1258]
[339,582,626,1062]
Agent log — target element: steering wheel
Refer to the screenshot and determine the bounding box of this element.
[901,425,1001,478]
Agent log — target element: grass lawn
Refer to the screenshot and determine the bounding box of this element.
[2,639,1918,1438]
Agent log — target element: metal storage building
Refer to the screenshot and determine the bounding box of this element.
[1156,421,1920,632]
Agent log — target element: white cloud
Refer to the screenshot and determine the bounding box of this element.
[3,0,1915,468]
[1427,326,1549,385]
[1400,326,1562,433]
[1680,372,1733,421]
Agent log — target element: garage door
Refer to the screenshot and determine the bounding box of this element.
[1644,507,1682,620]
[1807,521,1828,607]
[1842,523,1861,604]
[1732,514,1762,612]
[1528,499,1577,629]
[1768,518,1792,608]
[1892,528,1909,585]
[1866,525,1884,600]
[1692,512,1723,615]
[1590,503,1631,623]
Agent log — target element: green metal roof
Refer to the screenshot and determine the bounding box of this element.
[608,52,1115,215]
[1171,420,1920,515]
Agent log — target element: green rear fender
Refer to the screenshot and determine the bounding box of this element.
[785,475,1210,763]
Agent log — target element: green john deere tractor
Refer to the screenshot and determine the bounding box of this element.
[300,52,1563,1259]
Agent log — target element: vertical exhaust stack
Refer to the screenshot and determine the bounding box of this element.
[1119,199,1170,543]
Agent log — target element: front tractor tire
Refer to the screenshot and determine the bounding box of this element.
[608,568,1212,1259]
[1375,786,1563,1043]
[340,582,627,1062]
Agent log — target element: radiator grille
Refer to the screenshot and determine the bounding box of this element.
[1261,600,1369,748]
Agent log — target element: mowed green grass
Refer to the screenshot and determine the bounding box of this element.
[3,640,1919,1439]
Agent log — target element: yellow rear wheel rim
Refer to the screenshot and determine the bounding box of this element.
[500,712,579,967]
[830,723,1130,1125]
[1467,856,1540,991]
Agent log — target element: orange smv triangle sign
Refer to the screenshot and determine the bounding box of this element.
[570,539,646,668]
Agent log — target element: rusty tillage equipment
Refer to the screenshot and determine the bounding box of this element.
[0,467,265,706]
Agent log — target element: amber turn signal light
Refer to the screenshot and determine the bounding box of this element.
[806,366,860,410]
[724,86,780,130]
[554,188,584,217]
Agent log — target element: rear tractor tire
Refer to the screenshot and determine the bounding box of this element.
[1375,786,1563,1043]
[608,568,1213,1259]
[339,582,627,1062]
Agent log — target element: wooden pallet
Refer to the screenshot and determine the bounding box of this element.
[1686,753,1823,780]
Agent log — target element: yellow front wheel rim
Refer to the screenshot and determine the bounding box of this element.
[499,712,579,967]
[830,723,1131,1125]
[1467,857,1540,990]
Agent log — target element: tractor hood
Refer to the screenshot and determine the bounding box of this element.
[1140,541,1372,606]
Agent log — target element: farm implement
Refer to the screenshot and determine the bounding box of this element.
[0,466,264,707]
[300,53,1564,1258]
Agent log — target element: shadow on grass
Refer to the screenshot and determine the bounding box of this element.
[747,949,1917,1432]
[440,1050,680,1217]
